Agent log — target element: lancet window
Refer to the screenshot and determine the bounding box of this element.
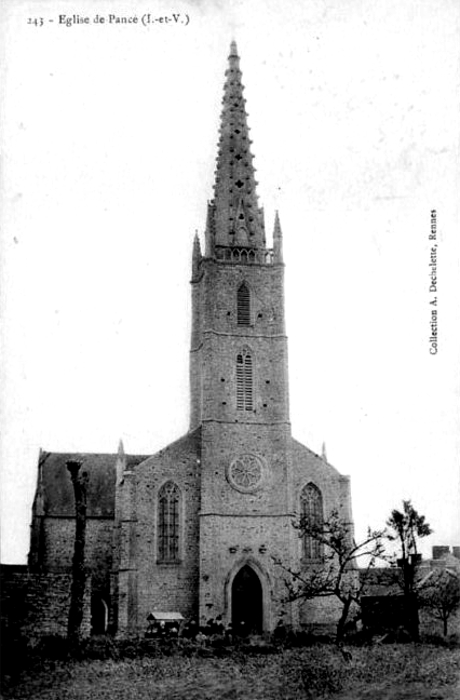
[236,349,253,411]
[158,481,180,562]
[300,483,324,560]
[237,283,251,325]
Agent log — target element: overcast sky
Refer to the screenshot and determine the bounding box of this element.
[1,0,459,564]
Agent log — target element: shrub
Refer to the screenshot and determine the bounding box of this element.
[81,635,120,660]
[301,657,344,698]
[421,632,460,648]
[35,634,72,660]
[242,643,277,655]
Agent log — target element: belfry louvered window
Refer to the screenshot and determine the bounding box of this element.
[237,283,250,325]
[158,481,180,562]
[300,483,324,560]
[236,349,253,411]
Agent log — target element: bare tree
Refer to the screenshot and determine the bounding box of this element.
[66,460,89,643]
[274,509,386,642]
[418,568,460,637]
[386,500,432,640]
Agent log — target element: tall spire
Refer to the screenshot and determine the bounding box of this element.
[207,41,266,252]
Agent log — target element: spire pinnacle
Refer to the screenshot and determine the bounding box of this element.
[116,439,126,486]
[273,210,283,263]
[206,42,266,253]
[322,441,327,461]
[192,231,202,279]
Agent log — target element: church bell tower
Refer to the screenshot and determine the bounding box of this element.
[190,40,288,430]
[191,41,297,631]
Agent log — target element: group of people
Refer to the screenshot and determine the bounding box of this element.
[147,615,258,642]
[183,616,255,641]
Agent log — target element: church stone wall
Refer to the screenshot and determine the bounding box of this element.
[290,439,353,522]
[290,439,356,631]
[299,596,344,631]
[199,513,297,628]
[200,422,292,515]
[201,261,286,337]
[190,259,289,429]
[133,430,201,631]
[199,421,297,630]
[38,518,113,588]
[189,275,205,430]
[201,334,289,423]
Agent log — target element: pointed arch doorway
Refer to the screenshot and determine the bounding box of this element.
[231,565,263,634]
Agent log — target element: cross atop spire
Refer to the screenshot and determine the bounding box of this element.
[206,42,266,254]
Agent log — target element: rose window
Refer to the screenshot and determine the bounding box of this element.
[227,454,265,493]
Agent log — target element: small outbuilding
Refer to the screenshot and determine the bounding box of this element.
[146,611,184,637]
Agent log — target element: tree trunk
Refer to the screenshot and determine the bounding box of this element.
[336,597,352,643]
[67,461,88,643]
[405,593,420,641]
[401,558,419,641]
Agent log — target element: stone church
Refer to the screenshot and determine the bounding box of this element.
[28,42,354,637]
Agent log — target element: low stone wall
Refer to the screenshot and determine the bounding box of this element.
[0,565,91,640]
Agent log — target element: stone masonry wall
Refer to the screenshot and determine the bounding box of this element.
[200,422,292,516]
[198,421,296,630]
[290,439,354,628]
[202,261,286,337]
[38,517,113,590]
[290,439,353,529]
[199,513,296,629]
[131,430,201,633]
[189,259,288,431]
[1,565,91,640]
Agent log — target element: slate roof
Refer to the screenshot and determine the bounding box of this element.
[38,451,148,518]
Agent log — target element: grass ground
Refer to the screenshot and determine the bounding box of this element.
[2,641,459,700]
